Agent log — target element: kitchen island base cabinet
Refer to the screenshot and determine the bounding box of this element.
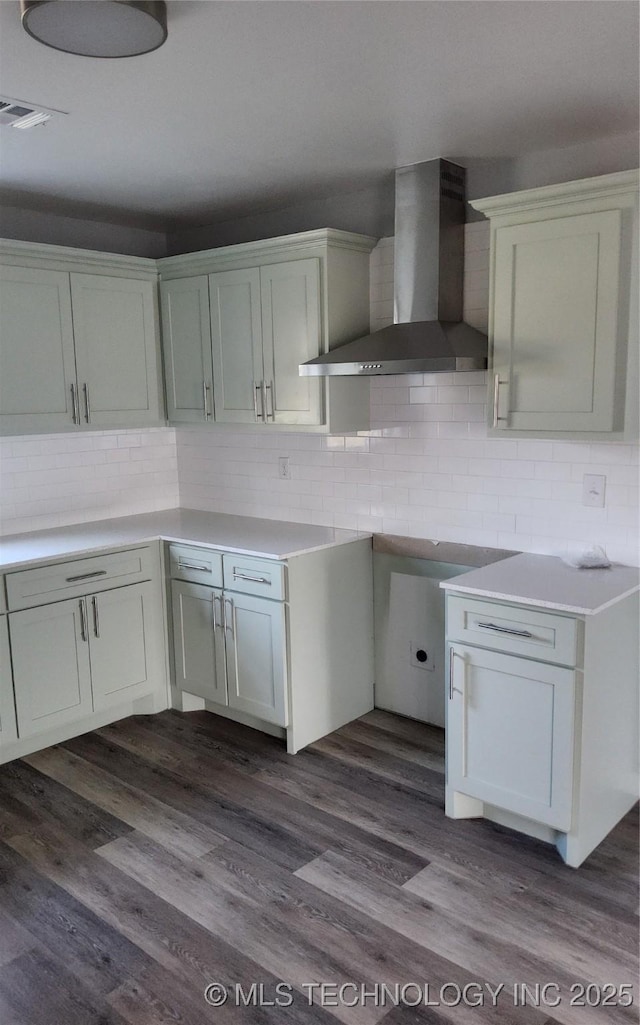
[0,614,18,746]
[445,589,639,867]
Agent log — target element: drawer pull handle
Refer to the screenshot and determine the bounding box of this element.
[66,570,108,583]
[476,621,533,639]
[233,572,270,585]
[177,560,211,574]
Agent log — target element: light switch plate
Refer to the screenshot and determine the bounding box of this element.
[582,473,606,508]
[278,456,290,480]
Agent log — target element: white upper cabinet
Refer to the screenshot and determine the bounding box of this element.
[158,229,376,433]
[71,274,161,427]
[0,241,163,435]
[160,275,213,423]
[260,258,322,425]
[210,267,264,424]
[0,265,77,433]
[471,170,639,439]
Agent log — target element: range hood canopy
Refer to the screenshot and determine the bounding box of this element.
[300,158,487,377]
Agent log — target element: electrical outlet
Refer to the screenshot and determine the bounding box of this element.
[278,456,290,480]
[582,474,606,508]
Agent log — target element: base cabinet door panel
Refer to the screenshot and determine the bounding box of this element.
[90,582,161,711]
[10,598,92,739]
[0,265,77,433]
[0,616,17,746]
[226,594,288,726]
[171,581,227,705]
[447,643,575,830]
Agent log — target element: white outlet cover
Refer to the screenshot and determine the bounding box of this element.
[582,473,606,508]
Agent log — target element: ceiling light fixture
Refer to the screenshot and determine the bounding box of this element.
[20,0,167,58]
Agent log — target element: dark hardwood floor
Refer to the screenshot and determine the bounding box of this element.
[0,709,637,1025]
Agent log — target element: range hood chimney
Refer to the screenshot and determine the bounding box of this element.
[300,158,488,376]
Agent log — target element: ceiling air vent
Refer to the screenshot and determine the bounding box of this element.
[0,96,66,129]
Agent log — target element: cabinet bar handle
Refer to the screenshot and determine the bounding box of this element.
[448,647,454,700]
[83,382,91,423]
[233,572,270,585]
[253,381,263,422]
[177,560,211,574]
[203,381,212,420]
[224,597,234,635]
[492,374,508,428]
[66,569,107,583]
[476,621,533,639]
[265,381,275,421]
[79,598,88,642]
[92,595,100,638]
[70,383,79,425]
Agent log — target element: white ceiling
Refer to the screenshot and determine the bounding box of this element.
[0,0,638,230]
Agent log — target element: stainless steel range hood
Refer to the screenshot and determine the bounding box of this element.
[300,158,488,377]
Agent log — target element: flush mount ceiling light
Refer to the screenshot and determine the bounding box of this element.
[20,0,167,58]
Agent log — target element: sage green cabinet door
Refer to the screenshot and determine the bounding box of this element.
[210,268,264,423]
[10,598,92,739]
[0,265,77,433]
[447,643,575,829]
[0,615,17,746]
[71,273,162,426]
[260,259,322,425]
[160,276,213,423]
[89,582,161,711]
[171,580,227,705]
[226,593,288,726]
[492,209,623,432]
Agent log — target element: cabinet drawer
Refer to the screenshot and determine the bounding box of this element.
[6,547,154,611]
[169,544,223,587]
[223,553,285,600]
[447,596,578,667]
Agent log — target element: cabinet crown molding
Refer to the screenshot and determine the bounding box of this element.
[157,228,378,278]
[470,169,639,219]
[0,238,158,279]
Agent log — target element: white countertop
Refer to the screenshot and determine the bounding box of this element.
[0,509,367,572]
[440,552,640,616]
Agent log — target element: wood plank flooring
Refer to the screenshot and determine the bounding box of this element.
[0,709,637,1025]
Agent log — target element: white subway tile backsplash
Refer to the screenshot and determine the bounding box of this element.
[0,428,179,536]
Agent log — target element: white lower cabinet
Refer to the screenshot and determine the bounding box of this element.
[0,614,18,746]
[171,579,288,726]
[9,581,160,739]
[447,643,575,830]
[171,582,227,705]
[445,585,639,867]
[225,591,287,725]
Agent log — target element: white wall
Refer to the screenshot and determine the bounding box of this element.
[0,428,178,536]
[176,226,639,566]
